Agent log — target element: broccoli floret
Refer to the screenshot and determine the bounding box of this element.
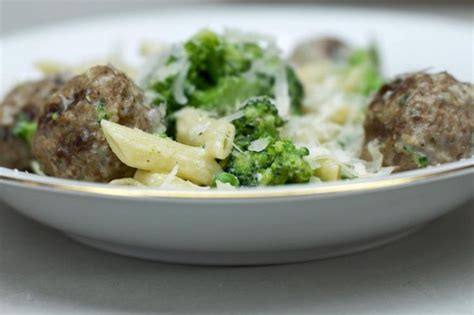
[346,45,383,96]
[286,65,304,114]
[145,30,304,133]
[232,97,284,149]
[95,99,109,122]
[211,172,240,187]
[184,30,265,88]
[151,76,176,111]
[191,76,270,114]
[12,113,37,145]
[184,30,225,88]
[222,96,312,187]
[225,139,312,186]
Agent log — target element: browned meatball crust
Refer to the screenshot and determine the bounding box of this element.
[0,74,69,169]
[32,65,161,182]
[290,37,350,66]
[363,72,473,171]
[0,129,31,169]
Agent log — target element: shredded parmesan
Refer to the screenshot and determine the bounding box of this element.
[138,45,187,88]
[274,65,290,117]
[248,137,270,152]
[172,60,190,104]
[282,56,393,180]
[161,165,180,188]
[366,139,383,171]
[215,180,237,190]
[223,110,244,122]
[30,160,46,176]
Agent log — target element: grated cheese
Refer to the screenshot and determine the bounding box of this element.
[282,57,393,181]
[248,137,270,152]
[274,65,290,117]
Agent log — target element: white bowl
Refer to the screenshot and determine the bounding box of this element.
[1,159,472,265]
[1,5,473,265]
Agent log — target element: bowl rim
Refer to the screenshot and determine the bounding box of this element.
[1,159,472,199]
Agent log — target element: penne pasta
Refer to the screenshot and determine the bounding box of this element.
[313,157,341,181]
[134,169,203,189]
[176,107,235,159]
[109,178,144,186]
[101,120,222,185]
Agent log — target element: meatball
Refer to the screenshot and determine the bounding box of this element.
[363,72,473,171]
[32,65,162,182]
[290,37,350,66]
[0,130,30,169]
[0,74,69,169]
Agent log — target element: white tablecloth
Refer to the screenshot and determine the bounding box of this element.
[1,199,473,314]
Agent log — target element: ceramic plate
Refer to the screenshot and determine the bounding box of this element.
[1,5,473,265]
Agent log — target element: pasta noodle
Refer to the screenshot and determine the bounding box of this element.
[313,157,341,181]
[101,120,222,185]
[175,107,235,159]
[109,178,144,186]
[134,169,203,189]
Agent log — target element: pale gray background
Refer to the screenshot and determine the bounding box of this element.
[1,0,473,35]
[0,1,473,314]
[0,200,473,314]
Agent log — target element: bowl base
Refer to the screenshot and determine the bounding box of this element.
[67,224,425,266]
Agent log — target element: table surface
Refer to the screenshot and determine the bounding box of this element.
[1,199,473,314]
[1,2,473,314]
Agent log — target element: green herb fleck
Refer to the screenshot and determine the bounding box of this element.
[402,145,429,167]
[415,155,429,167]
[51,112,59,121]
[154,131,168,138]
[12,115,37,145]
[96,100,109,122]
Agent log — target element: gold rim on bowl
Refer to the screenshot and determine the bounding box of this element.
[1,160,472,199]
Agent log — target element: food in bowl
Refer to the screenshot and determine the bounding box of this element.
[32,65,163,182]
[0,73,71,169]
[362,72,473,171]
[1,29,472,189]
